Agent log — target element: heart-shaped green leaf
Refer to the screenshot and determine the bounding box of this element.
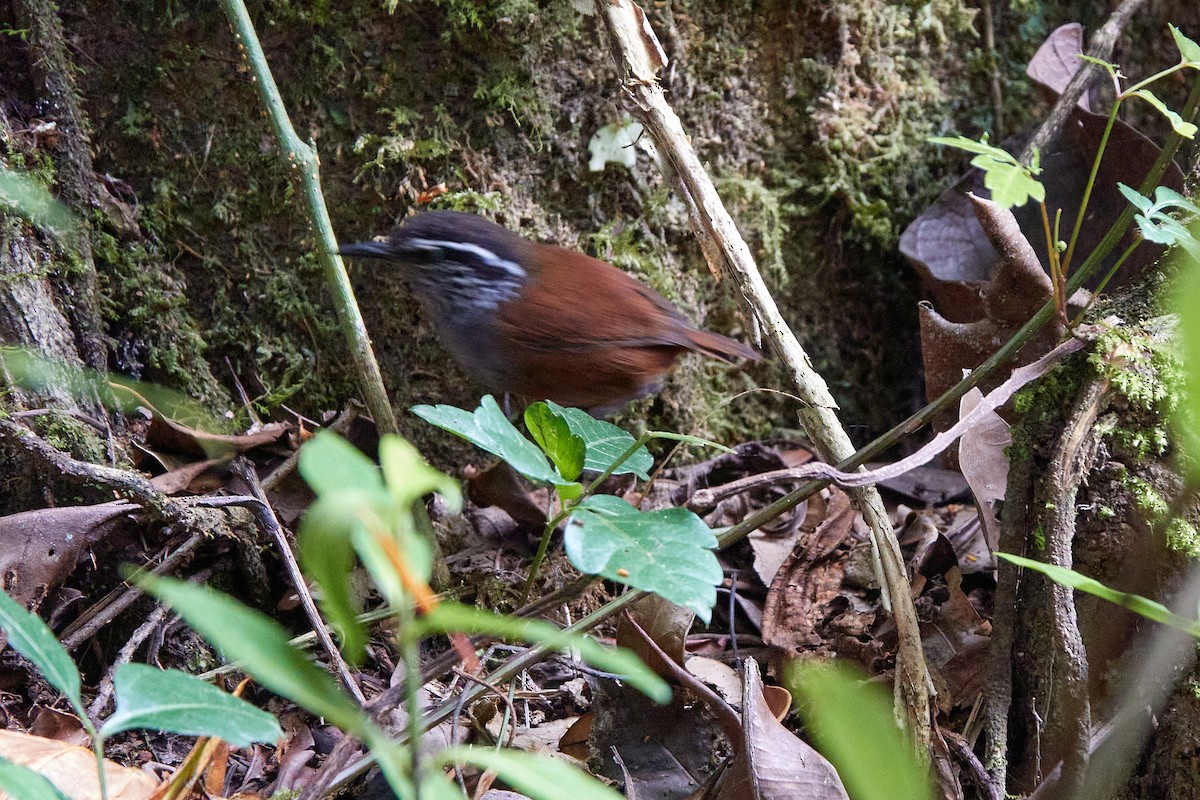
[413,396,572,486]
[564,495,721,621]
[544,401,653,478]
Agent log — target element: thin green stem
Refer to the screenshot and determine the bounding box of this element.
[90,729,107,800]
[1063,99,1121,273]
[1039,201,1066,321]
[1069,239,1142,328]
[522,507,572,603]
[399,603,424,798]
[325,590,646,793]
[1123,62,1188,96]
[217,0,397,436]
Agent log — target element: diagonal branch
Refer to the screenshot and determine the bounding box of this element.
[593,0,931,749]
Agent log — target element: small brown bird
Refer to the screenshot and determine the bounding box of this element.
[339,211,758,411]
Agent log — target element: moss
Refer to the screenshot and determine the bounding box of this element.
[59,0,1037,457]
[1128,475,1170,519]
[1031,525,1046,551]
[1165,517,1200,559]
[93,223,226,410]
[33,412,105,463]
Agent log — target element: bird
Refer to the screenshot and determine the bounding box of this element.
[338,211,759,412]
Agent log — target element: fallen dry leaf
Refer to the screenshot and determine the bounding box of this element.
[0,729,160,800]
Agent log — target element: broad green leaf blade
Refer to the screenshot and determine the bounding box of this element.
[998,553,1200,638]
[135,574,369,735]
[970,153,1045,208]
[1153,186,1200,217]
[545,401,653,478]
[928,134,1010,160]
[379,435,462,512]
[297,494,373,663]
[438,746,626,800]
[789,661,934,800]
[565,495,721,622]
[100,663,283,746]
[298,430,384,498]
[1117,182,1154,214]
[525,403,586,481]
[412,602,671,703]
[0,757,73,800]
[0,591,82,716]
[1130,90,1198,139]
[412,396,565,485]
[1170,23,1200,65]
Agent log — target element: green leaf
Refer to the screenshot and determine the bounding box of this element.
[929,135,1044,208]
[1129,90,1198,139]
[970,153,1046,208]
[525,403,586,482]
[379,435,462,512]
[1170,23,1200,65]
[0,757,73,800]
[1175,245,1200,480]
[1119,183,1200,260]
[544,401,653,479]
[297,492,374,663]
[1151,186,1200,217]
[1117,183,1154,214]
[134,574,370,736]
[565,495,722,622]
[928,134,1008,158]
[413,396,569,486]
[789,661,934,800]
[298,430,384,498]
[1076,53,1119,74]
[0,591,83,718]
[997,553,1200,638]
[412,602,671,703]
[100,663,283,745]
[438,746,626,800]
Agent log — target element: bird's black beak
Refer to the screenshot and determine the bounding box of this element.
[337,240,395,259]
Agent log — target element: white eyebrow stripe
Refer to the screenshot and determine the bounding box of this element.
[408,237,525,279]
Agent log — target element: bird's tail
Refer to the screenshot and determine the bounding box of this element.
[686,329,761,363]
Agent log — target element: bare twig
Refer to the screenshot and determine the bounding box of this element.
[593,0,930,747]
[61,533,207,650]
[261,404,361,492]
[86,603,178,719]
[1018,0,1146,164]
[228,463,367,705]
[690,335,1086,507]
